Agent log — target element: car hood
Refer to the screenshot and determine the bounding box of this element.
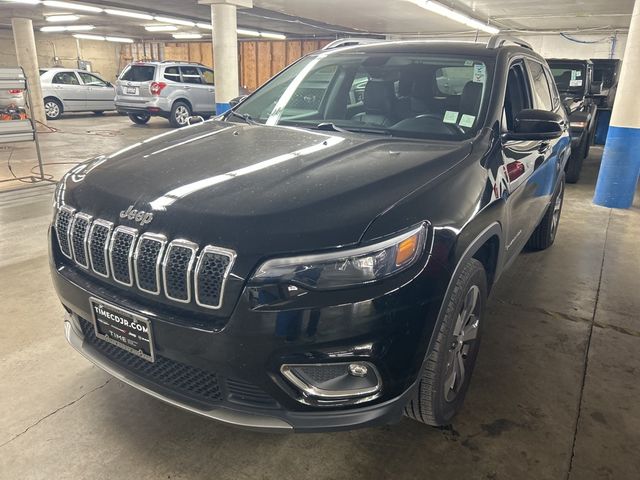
[62,121,471,265]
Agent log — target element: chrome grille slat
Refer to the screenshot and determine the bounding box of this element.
[88,219,113,278]
[70,213,92,269]
[134,233,167,295]
[163,240,198,303]
[195,246,236,309]
[55,205,75,259]
[109,226,138,287]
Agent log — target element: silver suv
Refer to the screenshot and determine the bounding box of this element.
[115,61,217,128]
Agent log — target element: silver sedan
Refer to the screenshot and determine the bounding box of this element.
[40,68,115,120]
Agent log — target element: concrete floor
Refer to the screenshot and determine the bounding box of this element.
[0,116,639,479]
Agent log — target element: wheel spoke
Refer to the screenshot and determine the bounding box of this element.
[461,316,479,342]
[456,351,466,387]
[444,363,457,394]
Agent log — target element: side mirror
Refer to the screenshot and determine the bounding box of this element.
[229,95,248,107]
[503,109,565,141]
[588,81,603,95]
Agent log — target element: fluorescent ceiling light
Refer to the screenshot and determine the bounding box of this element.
[104,9,153,20]
[154,16,195,27]
[3,0,41,4]
[196,22,212,30]
[237,28,260,37]
[45,14,80,22]
[73,33,104,40]
[106,36,134,43]
[260,31,286,40]
[41,24,93,31]
[144,25,178,32]
[42,1,103,13]
[172,33,202,39]
[412,0,499,35]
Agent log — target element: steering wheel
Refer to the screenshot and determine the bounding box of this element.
[415,114,466,135]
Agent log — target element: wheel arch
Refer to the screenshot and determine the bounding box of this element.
[172,98,193,111]
[44,95,64,113]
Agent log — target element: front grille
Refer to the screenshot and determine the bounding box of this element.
[195,247,235,309]
[135,234,166,294]
[53,205,236,309]
[226,378,278,408]
[55,206,74,258]
[163,241,197,303]
[110,227,137,286]
[71,213,91,268]
[79,318,223,405]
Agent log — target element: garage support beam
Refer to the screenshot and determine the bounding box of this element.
[199,0,253,114]
[593,0,640,208]
[11,18,46,126]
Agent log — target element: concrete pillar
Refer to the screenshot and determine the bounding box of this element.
[593,0,640,208]
[11,18,46,126]
[199,0,253,114]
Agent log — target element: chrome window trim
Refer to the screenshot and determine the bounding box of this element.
[162,239,198,303]
[70,212,92,269]
[55,205,76,259]
[134,232,167,295]
[108,225,139,287]
[88,219,113,278]
[194,245,237,310]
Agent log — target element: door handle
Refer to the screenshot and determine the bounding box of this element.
[538,142,551,154]
[183,86,191,90]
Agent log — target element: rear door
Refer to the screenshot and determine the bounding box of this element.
[179,66,212,114]
[198,67,216,112]
[116,64,156,105]
[51,71,85,111]
[77,71,115,111]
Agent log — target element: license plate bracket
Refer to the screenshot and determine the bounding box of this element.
[125,87,137,95]
[89,297,155,362]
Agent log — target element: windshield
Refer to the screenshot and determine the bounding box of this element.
[234,52,493,140]
[549,63,586,93]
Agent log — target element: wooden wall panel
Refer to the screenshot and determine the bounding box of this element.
[286,41,302,65]
[241,41,258,91]
[256,41,273,87]
[271,41,287,76]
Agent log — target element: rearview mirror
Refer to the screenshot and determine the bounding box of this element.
[503,109,565,141]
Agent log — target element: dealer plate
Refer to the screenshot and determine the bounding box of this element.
[89,297,155,362]
[125,86,138,95]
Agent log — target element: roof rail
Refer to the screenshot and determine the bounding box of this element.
[322,38,384,50]
[486,35,532,50]
[160,60,206,66]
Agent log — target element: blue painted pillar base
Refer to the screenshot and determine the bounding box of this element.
[593,126,640,209]
[216,103,231,115]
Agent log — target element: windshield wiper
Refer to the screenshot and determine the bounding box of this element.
[313,122,392,136]
[315,122,349,133]
[225,110,259,125]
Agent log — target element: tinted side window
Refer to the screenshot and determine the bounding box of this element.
[544,66,561,109]
[180,66,203,84]
[120,65,156,82]
[526,60,553,111]
[504,62,532,131]
[199,68,214,85]
[52,72,79,85]
[164,66,181,82]
[78,72,108,86]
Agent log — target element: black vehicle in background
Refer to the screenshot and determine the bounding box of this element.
[547,59,598,183]
[591,58,622,109]
[50,36,571,431]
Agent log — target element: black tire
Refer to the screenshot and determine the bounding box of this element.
[44,97,62,120]
[169,101,192,128]
[93,111,105,115]
[128,113,150,125]
[526,177,565,251]
[405,258,487,426]
[565,136,587,183]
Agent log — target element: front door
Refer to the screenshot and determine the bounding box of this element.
[51,71,86,112]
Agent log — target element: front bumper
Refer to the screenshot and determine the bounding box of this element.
[51,229,448,431]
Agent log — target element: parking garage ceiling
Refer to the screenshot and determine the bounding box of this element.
[0,0,634,40]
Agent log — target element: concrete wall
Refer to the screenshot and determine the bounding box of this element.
[0,30,121,82]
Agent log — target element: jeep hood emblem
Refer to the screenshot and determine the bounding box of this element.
[120,205,154,226]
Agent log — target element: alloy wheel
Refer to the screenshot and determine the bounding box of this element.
[45,101,59,118]
[175,105,190,126]
[550,188,564,239]
[444,284,481,402]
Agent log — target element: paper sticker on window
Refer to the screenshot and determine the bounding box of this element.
[459,114,475,128]
[473,64,486,83]
[443,111,459,124]
[464,59,474,66]
[569,79,583,87]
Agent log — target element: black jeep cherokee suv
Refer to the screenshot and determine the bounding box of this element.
[50,36,570,432]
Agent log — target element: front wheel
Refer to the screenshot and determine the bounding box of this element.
[526,177,565,251]
[405,258,487,426]
[169,101,192,128]
[128,113,150,125]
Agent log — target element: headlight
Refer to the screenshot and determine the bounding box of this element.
[251,223,427,290]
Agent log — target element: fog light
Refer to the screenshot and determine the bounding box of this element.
[281,362,381,400]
